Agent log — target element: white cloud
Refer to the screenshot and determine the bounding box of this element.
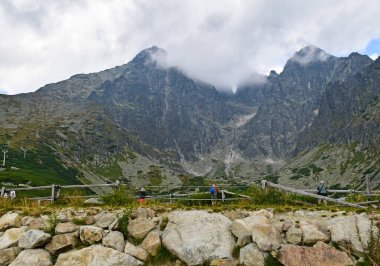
[370,53,379,60]
[1,0,380,94]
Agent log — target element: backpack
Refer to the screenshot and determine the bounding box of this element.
[210,187,216,194]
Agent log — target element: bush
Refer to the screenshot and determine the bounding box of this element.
[100,185,133,207]
[44,214,59,235]
[118,210,132,238]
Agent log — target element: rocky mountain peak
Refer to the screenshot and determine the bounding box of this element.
[131,45,167,66]
[290,45,332,65]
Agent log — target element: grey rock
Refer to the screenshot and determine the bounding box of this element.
[10,249,52,266]
[79,226,104,245]
[0,247,22,265]
[55,245,143,266]
[0,226,28,250]
[45,233,79,255]
[162,211,235,265]
[239,243,265,266]
[127,218,155,239]
[102,231,125,252]
[18,229,51,249]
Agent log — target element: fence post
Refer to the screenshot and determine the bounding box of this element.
[51,185,56,204]
[1,187,5,197]
[261,180,267,190]
[366,176,372,195]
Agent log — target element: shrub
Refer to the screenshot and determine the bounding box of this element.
[118,210,132,238]
[100,185,133,207]
[44,214,59,235]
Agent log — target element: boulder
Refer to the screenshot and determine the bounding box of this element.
[45,233,79,255]
[251,224,281,251]
[210,258,238,266]
[9,249,52,266]
[0,213,21,230]
[286,227,303,245]
[282,221,295,232]
[0,226,28,249]
[162,211,235,265]
[55,222,79,234]
[18,229,51,249]
[140,230,161,256]
[79,226,104,245]
[128,218,155,239]
[95,212,118,229]
[21,216,36,226]
[55,245,143,266]
[231,215,268,239]
[28,217,46,230]
[0,247,22,265]
[356,213,379,250]
[328,216,364,254]
[133,208,148,219]
[239,243,265,266]
[102,231,125,252]
[223,210,248,221]
[300,221,329,245]
[124,241,149,261]
[279,242,353,266]
[251,209,274,219]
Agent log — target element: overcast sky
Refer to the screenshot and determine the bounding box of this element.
[1,0,380,95]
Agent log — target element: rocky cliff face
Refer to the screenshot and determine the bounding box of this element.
[297,57,380,152]
[236,47,373,159]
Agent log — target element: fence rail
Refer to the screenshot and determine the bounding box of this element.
[261,180,367,209]
[1,180,378,208]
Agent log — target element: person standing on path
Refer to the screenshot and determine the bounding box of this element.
[317,181,328,205]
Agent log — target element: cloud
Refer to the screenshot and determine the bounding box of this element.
[290,45,331,65]
[370,53,379,60]
[1,0,380,94]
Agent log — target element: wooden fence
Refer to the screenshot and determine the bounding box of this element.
[1,180,378,208]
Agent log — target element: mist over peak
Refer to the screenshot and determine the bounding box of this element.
[290,45,332,65]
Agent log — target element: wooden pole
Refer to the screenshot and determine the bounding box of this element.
[51,185,56,204]
[261,180,267,190]
[366,176,372,195]
[263,180,366,209]
[0,187,5,197]
[223,190,252,199]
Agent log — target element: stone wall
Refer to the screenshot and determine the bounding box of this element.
[0,207,379,266]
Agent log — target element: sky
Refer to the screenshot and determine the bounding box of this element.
[1,0,380,95]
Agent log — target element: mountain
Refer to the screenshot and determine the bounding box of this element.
[236,47,373,159]
[1,45,379,192]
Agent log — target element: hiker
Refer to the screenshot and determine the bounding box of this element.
[210,184,218,206]
[317,181,328,205]
[139,187,147,204]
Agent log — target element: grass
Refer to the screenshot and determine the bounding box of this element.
[0,145,80,189]
[232,245,241,259]
[118,210,132,238]
[146,246,177,265]
[71,217,87,225]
